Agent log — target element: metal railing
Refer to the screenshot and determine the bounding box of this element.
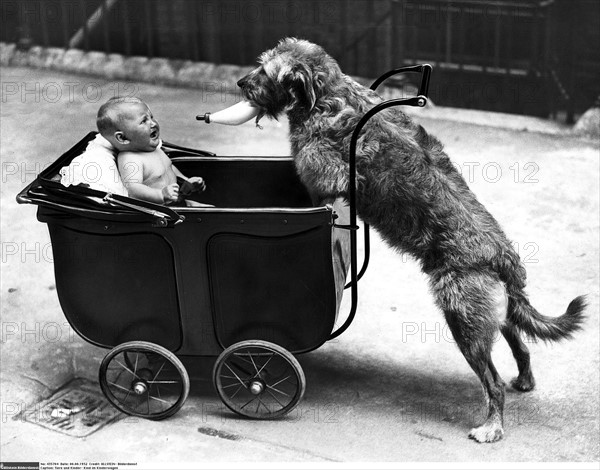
[2,0,598,119]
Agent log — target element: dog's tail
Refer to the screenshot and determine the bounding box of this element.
[508,292,586,342]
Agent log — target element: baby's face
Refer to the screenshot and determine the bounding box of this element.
[117,102,160,152]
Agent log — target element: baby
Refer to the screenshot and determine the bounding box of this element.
[97,96,206,205]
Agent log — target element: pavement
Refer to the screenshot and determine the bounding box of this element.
[0,65,599,468]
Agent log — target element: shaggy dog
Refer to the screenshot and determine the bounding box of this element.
[237,38,586,443]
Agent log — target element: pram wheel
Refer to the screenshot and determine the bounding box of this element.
[99,341,190,420]
[213,340,306,419]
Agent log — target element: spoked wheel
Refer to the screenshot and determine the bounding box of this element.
[213,340,306,419]
[99,341,190,420]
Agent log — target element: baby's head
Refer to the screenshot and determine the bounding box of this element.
[97,97,161,152]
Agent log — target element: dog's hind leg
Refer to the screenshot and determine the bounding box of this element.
[434,272,507,442]
[501,323,536,391]
[447,319,506,443]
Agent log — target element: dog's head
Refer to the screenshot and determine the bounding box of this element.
[237,38,342,123]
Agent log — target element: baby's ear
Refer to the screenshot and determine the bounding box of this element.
[114,131,128,144]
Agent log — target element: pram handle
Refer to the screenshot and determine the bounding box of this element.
[352,64,432,282]
[329,64,432,340]
[370,63,432,98]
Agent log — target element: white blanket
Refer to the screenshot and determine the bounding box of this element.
[59,134,128,197]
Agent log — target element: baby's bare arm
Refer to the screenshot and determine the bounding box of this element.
[170,161,205,190]
[118,153,177,204]
[171,163,186,179]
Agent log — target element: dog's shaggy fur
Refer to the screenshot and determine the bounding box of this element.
[237,38,586,443]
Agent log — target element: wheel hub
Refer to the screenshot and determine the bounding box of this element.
[249,380,264,395]
[133,381,148,395]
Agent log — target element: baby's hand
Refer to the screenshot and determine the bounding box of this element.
[162,183,179,203]
[188,176,206,192]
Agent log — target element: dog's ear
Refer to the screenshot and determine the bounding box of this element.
[281,63,316,111]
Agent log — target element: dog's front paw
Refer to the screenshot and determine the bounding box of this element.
[468,423,504,443]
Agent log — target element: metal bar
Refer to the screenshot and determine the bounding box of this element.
[102,0,111,54]
[368,0,377,74]
[205,0,221,63]
[369,64,431,93]
[332,65,432,337]
[392,0,403,67]
[445,1,452,64]
[494,4,501,68]
[249,3,260,65]
[80,0,89,51]
[482,3,492,75]
[144,0,153,58]
[330,223,357,339]
[564,4,575,123]
[505,5,512,74]
[435,3,443,64]
[40,2,49,47]
[340,0,348,69]
[418,64,432,97]
[458,2,465,71]
[122,0,132,56]
[186,0,199,61]
[410,3,418,60]
[543,2,554,117]
[531,3,540,72]
[330,94,428,340]
[61,1,70,48]
[356,224,371,281]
